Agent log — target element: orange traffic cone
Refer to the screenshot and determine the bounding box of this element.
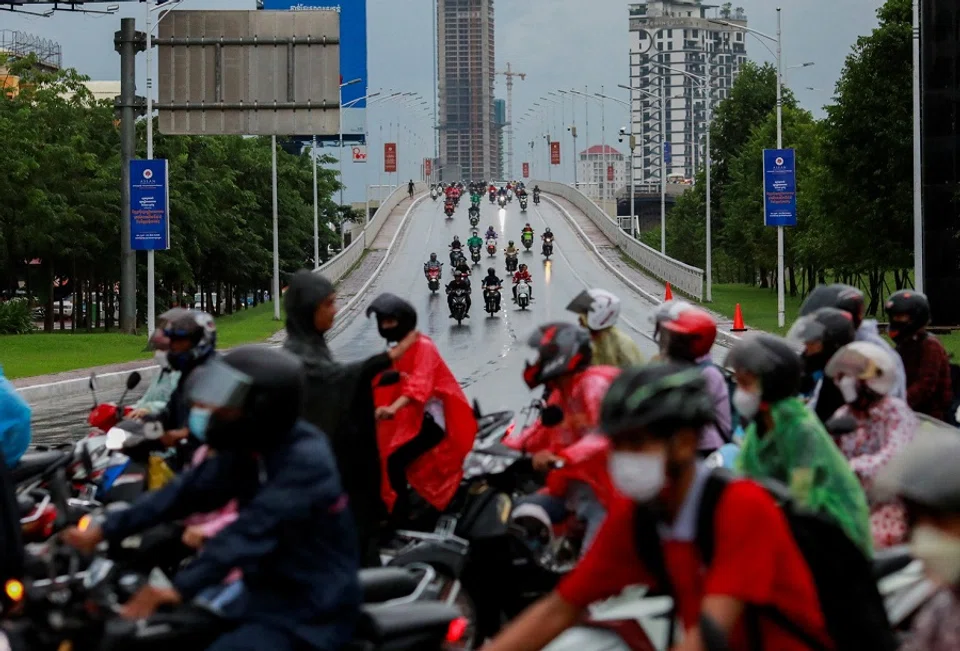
[664,282,673,301]
[731,304,748,332]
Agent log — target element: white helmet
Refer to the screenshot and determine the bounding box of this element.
[825,341,897,396]
[566,289,621,331]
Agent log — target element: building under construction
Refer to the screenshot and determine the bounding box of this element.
[0,31,62,97]
[437,0,500,181]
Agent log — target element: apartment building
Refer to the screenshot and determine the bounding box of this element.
[578,145,628,201]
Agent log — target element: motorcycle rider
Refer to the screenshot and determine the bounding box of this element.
[467,229,484,253]
[423,252,442,279]
[485,225,498,241]
[522,223,534,240]
[486,363,832,651]
[446,271,472,318]
[565,289,645,368]
[541,227,553,243]
[512,263,534,302]
[727,332,873,555]
[449,235,463,252]
[129,309,190,418]
[787,307,857,425]
[64,346,362,651]
[504,240,519,257]
[365,294,477,526]
[507,323,619,551]
[481,267,503,312]
[884,289,952,421]
[825,341,917,549]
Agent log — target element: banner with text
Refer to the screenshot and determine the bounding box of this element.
[550,141,560,165]
[763,148,797,227]
[130,159,170,251]
[384,142,397,173]
[522,162,529,178]
[424,158,432,177]
[607,165,614,181]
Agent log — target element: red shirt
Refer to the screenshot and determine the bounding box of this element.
[557,480,830,651]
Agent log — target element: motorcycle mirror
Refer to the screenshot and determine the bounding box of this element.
[473,399,483,420]
[126,372,142,391]
[89,373,100,407]
[699,615,729,651]
[541,405,565,427]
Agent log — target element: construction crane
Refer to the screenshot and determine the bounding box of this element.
[497,62,526,180]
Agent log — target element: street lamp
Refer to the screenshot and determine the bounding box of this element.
[619,82,667,252]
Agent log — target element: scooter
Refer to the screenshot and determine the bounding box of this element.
[521,233,534,251]
[533,192,541,205]
[515,280,531,310]
[87,371,142,433]
[431,188,438,201]
[450,249,466,267]
[519,196,528,213]
[444,201,456,218]
[498,195,507,208]
[470,246,482,264]
[489,191,496,204]
[468,210,480,228]
[484,287,501,316]
[542,236,554,259]
[505,253,519,273]
[449,290,470,325]
[426,267,442,294]
[507,189,514,202]
[486,241,497,257]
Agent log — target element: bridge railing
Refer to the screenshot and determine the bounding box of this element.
[533,180,704,301]
[317,182,426,284]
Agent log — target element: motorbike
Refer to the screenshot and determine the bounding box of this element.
[449,290,470,325]
[426,267,442,293]
[450,249,466,267]
[521,232,534,251]
[533,192,541,205]
[87,370,142,433]
[515,280,531,310]
[542,236,554,259]
[431,188,438,201]
[486,241,497,257]
[497,195,507,209]
[489,191,496,204]
[471,194,481,208]
[444,201,456,218]
[519,196,528,213]
[468,210,480,228]
[469,246,482,265]
[505,253,518,273]
[483,287,501,316]
[507,189,514,203]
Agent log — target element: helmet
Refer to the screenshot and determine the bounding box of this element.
[601,363,714,442]
[162,309,217,371]
[566,289,621,331]
[488,225,494,230]
[523,322,592,389]
[659,307,718,360]
[874,425,960,513]
[525,223,531,228]
[800,284,866,328]
[519,264,528,272]
[366,292,417,343]
[725,333,803,403]
[487,267,496,276]
[885,290,931,339]
[825,341,898,396]
[545,227,552,234]
[186,345,304,451]
[787,307,856,353]
[651,299,694,341]
[508,240,515,246]
[149,307,190,351]
[454,235,460,242]
[472,228,478,234]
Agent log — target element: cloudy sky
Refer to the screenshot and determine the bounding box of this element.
[5,0,886,200]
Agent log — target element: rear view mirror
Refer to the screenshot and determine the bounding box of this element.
[126,372,142,391]
[89,373,98,392]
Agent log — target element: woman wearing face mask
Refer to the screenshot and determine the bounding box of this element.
[786,307,857,426]
[824,342,917,549]
[875,429,960,651]
[728,333,873,556]
[127,308,189,420]
[365,293,478,528]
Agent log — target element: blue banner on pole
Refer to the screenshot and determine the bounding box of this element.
[130,159,170,251]
[663,141,672,165]
[763,148,797,227]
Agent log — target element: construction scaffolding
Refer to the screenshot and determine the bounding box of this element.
[0,30,62,69]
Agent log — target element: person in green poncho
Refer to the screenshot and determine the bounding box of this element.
[726,332,873,556]
[565,288,645,369]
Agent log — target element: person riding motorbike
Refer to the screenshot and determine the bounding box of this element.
[565,289,646,370]
[825,341,917,549]
[512,263,534,302]
[541,227,553,242]
[63,346,362,651]
[454,258,472,278]
[423,253,442,278]
[522,223,534,237]
[885,289,952,421]
[727,332,873,556]
[504,240,519,256]
[467,230,483,252]
[507,323,619,551]
[787,307,857,426]
[481,268,503,311]
[449,235,462,251]
[129,309,190,418]
[486,363,833,651]
[485,225,498,241]
[365,294,477,526]
[446,272,472,318]
[799,283,907,400]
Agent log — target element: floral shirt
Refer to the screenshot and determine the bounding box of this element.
[900,589,960,651]
[835,397,917,548]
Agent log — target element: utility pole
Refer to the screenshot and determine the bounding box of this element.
[115,17,145,333]
[497,62,526,179]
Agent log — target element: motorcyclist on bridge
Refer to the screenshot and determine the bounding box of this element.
[449,235,462,252]
[506,323,619,552]
[512,264,534,302]
[522,223,534,239]
[565,289,645,369]
[446,272,472,318]
[485,225,498,241]
[541,227,553,242]
[504,240,519,256]
[482,268,503,311]
[129,309,189,419]
[423,253,442,277]
[467,230,483,251]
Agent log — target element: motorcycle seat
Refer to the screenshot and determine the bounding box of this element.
[359,567,421,603]
[355,601,459,643]
[13,450,69,483]
[872,545,914,580]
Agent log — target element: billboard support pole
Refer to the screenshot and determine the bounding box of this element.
[272,135,281,321]
[313,135,319,269]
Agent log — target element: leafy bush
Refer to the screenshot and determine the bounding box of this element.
[0,299,35,335]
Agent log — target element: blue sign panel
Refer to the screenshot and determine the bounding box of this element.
[763,148,797,227]
[130,159,170,251]
[663,141,672,164]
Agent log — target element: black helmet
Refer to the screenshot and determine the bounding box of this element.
[788,307,856,351]
[799,284,866,328]
[725,333,803,403]
[487,267,496,276]
[430,253,438,261]
[601,363,714,442]
[523,322,592,389]
[162,309,217,371]
[545,227,552,233]
[519,264,528,272]
[875,424,960,513]
[508,240,515,246]
[885,290,930,340]
[366,292,417,343]
[187,345,304,451]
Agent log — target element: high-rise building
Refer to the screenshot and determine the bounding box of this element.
[628,1,747,186]
[578,145,628,201]
[494,98,506,178]
[921,0,960,323]
[437,0,499,181]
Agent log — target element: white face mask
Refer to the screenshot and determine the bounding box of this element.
[608,450,666,503]
[911,524,960,585]
[837,375,860,404]
[732,388,761,420]
[154,350,169,367]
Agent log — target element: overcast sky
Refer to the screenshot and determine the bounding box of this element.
[4,0,885,200]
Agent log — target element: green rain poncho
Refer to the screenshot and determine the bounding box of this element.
[591,326,646,369]
[737,396,873,556]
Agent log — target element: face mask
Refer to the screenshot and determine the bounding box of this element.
[154,350,169,366]
[188,407,213,442]
[837,375,860,404]
[911,524,960,585]
[733,388,761,421]
[608,450,666,503]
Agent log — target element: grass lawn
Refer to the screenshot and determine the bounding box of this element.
[707,283,804,335]
[1,303,285,379]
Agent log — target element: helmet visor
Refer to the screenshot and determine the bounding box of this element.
[786,314,828,345]
[187,358,253,410]
[565,290,594,315]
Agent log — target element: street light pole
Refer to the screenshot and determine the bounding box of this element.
[913,0,924,292]
[775,7,785,328]
[660,72,667,255]
[145,0,155,332]
[312,135,319,269]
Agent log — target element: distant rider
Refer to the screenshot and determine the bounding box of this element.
[481,268,503,311]
[407,179,414,198]
[423,253,442,278]
[467,230,484,252]
[485,226,498,241]
[504,240,519,256]
[449,235,462,251]
[512,264,534,302]
[446,272,472,317]
[541,227,554,242]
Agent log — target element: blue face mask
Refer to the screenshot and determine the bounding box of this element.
[188,407,213,442]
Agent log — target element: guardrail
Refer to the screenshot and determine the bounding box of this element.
[533,179,704,301]
[316,182,427,284]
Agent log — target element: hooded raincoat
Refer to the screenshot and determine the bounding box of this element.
[591,326,646,369]
[737,396,874,556]
[856,320,907,399]
[283,270,393,560]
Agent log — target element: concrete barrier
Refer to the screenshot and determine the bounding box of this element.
[533,180,704,301]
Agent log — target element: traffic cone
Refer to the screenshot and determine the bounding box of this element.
[664,282,673,301]
[731,304,748,332]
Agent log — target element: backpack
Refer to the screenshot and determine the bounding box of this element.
[698,360,738,443]
[633,469,897,651]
